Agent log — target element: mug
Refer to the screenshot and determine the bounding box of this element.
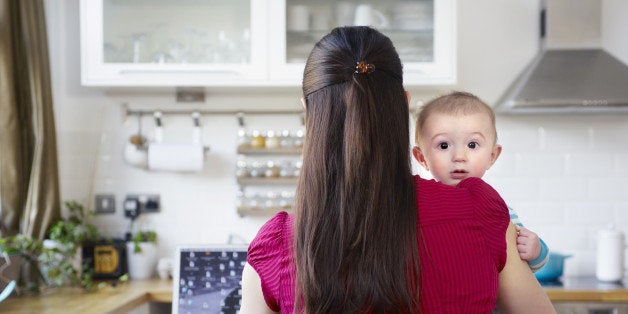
[287,5,310,31]
[353,4,388,29]
[596,227,627,282]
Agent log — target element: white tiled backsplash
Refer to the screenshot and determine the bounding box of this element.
[479,115,628,277]
[57,107,628,278]
[47,0,628,278]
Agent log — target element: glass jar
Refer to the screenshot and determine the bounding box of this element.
[279,129,293,147]
[235,159,249,178]
[248,161,264,177]
[237,128,250,148]
[293,129,304,148]
[265,130,280,149]
[250,130,265,148]
[264,161,280,178]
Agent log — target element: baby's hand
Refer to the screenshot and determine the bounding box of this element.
[515,226,541,261]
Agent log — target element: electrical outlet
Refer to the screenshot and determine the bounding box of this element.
[95,194,115,213]
[123,196,140,219]
[125,194,160,214]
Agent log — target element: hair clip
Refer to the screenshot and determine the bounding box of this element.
[354,61,375,74]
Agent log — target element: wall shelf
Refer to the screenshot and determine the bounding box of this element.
[237,177,298,185]
[237,206,292,217]
[237,146,302,155]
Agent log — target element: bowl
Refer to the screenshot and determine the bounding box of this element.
[534,253,572,282]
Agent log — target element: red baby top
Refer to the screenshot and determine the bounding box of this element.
[247,176,509,313]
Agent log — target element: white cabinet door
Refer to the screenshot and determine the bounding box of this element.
[267,0,457,86]
[80,0,268,86]
[80,0,455,86]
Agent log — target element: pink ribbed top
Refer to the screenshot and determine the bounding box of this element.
[247,176,509,313]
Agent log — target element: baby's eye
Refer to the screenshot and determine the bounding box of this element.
[438,142,449,150]
[468,142,479,149]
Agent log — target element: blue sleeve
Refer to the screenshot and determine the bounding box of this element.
[528,238,550,272]
[507,206,550,272]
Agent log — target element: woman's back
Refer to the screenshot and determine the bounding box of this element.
[241,26,555,314]
[247,176,509,313]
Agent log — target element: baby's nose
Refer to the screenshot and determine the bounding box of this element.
[452,148,467,161]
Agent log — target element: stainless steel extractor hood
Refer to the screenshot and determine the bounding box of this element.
[496,0,628,113]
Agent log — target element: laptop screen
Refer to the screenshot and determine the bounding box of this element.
[173,245,248,314]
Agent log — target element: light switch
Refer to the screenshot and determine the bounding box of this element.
[95,194,115,213]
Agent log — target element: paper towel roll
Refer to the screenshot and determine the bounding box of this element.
[148,143,204,172]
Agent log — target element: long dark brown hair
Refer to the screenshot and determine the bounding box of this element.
[295,26,419,313]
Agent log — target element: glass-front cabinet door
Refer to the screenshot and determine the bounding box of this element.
[268,0,455,86]
[80,0,455,86]
[80,0,268,86]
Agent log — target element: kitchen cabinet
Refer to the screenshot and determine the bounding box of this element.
[268,0,456,85]
[80,0,268,86]
[80,0,455,86]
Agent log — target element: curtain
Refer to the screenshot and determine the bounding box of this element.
[0,0,60,240]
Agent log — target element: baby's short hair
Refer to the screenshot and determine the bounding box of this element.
[415,91,496,144]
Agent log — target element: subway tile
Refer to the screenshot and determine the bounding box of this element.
[564,250,596,277]
[538,177,588,201]
[615,203,628,226]
[487,177,539,202]
[564,153,614,176]
[507,201,566,227]
[497,127,539,154]
[487,152,516,176]
[515,153,567,177]
[587,178,628,201]
[615,154,628,174]
[587,120,628,151]
[538,124,592,153]
[565,202,614,225]
[541,226,590,251]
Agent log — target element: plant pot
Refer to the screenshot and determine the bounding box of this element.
[0,254,22,301]
[126,242,158,280]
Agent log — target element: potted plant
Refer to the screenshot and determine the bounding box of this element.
[0,234,46,295]
[0,201,129,295]
[126,230,158,279]
[43,200,101,290]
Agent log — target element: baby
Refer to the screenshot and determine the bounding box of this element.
[413,91,548,271]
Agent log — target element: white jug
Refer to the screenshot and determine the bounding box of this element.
[353,5,388,29]
[596,225,627,282]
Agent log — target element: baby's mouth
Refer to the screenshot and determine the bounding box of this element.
[451,170,468,179]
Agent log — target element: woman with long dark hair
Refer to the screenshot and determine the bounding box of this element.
[241,26,554,313]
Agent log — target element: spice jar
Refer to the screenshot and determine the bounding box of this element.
[294,129,305,147]
[265,161,280,178]
[280,129,292,147]
[250,130,265,148]
[265,130,280,149]
[235,159,249,178]
[237,128,250,148]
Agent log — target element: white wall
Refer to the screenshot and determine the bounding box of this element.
[46,0,628,277]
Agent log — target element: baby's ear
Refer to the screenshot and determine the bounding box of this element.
[412,146,429,170]
[489,144,502,167]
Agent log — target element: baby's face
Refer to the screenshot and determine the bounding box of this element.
[414,112,501,186]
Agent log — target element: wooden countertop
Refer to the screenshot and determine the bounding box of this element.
[0,277,626,313]
[543,277,628,302]
[0,279,172,314]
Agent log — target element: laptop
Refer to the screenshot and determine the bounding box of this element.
[173,244,248,314]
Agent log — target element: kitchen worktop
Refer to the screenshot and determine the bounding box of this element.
[0,279,172,313]
[0,277,626,313]
[543,277,628,302]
